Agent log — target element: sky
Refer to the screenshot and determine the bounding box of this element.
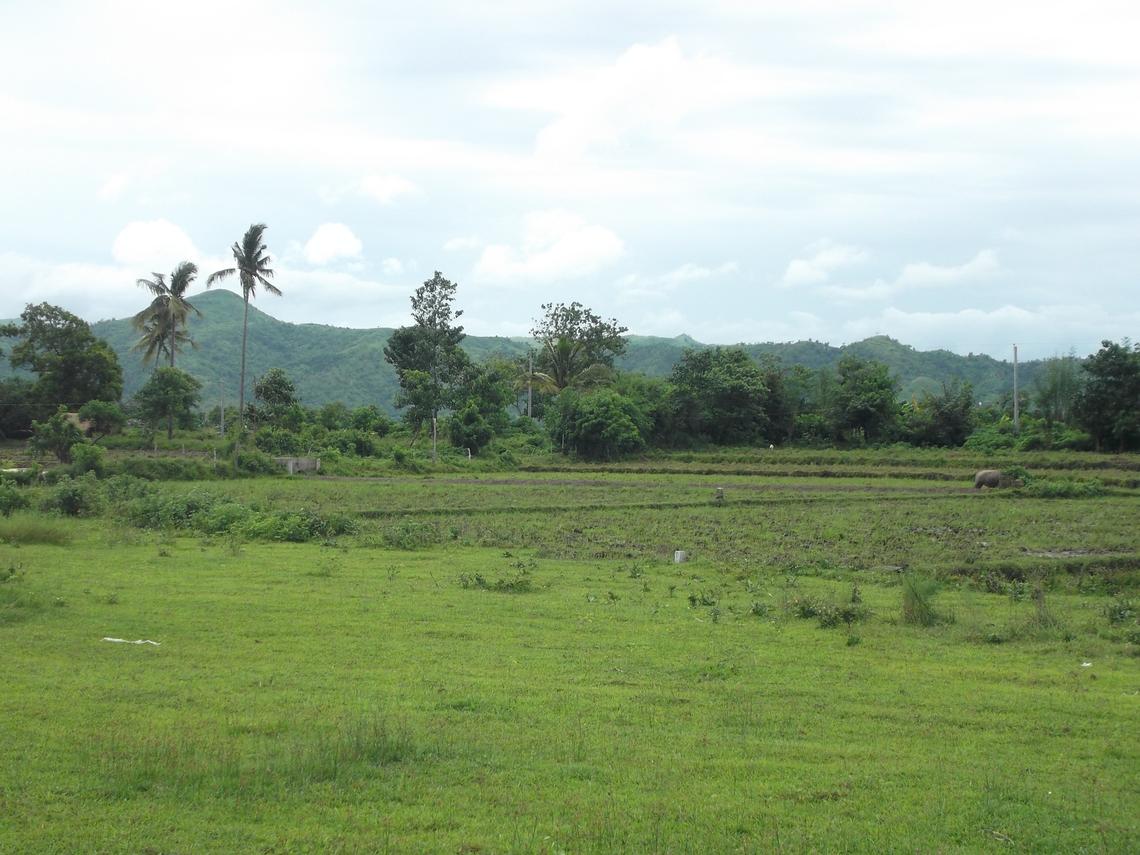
[1,0,1138,360]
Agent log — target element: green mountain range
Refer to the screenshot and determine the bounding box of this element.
[10,290,1031,411]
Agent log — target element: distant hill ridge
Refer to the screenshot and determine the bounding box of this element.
[8,290,1030,410]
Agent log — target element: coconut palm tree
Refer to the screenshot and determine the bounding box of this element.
[206,224,279,425]
[132,261,201,369]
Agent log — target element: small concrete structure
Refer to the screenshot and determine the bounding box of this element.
[273,457,321,475]
[674,550,688,563]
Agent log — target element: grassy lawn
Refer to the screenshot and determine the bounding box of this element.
[1,460,1138,852]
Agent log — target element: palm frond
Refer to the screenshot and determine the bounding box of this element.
[206,267,236,286]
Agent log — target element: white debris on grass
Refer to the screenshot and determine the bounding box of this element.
[1080,661,1092,667]
[102,637,160,645]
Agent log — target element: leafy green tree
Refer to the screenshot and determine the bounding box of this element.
[318,401,352,430]
[250,368,304,430]
[546,388,646,460]
[903,380,976,447]
[134,367,202,440]
[4,303,123,413]
[131,261,201,368]
[383,272,469,437]
[207,224,279,424]
[449,403,493,455]
[30,408,84,463]
[669,348,770,445]
[1033,352,1082,428]
[530,302,628,391]
[0,378,36,438]
[77,400,126,443]
[350,405,392,436]
[1074,339,1140,451]
[831,356,900,443]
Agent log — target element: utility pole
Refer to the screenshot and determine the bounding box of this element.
[1012,343,1020,434]
[219,376,225,435]
[431,416,438,462]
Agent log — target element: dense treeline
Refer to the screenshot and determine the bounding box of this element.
[3,267,1138,465]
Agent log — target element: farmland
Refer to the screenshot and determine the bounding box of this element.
[1,450,1138,852]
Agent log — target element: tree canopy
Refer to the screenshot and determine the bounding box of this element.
[530,302,628,391]
[4,303,123,413]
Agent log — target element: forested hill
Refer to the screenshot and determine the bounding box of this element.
[59,290,1031,409]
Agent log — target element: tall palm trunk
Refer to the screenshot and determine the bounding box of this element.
[239,294,250,428]
[168,310,176,440]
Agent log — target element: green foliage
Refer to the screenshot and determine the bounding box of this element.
[4,302,123,411]
[69,442,105,476]
[0,482,29,517]
[30,408,84,463]
[254,425,302,456]
[76,400,126,441]
[449,403,493,455]
[546,389,646,460]
[669,347,770,445]
[1074,338,1140,452]
[901,574,944,626]
[530,302,628,391]
[131,261,201,368]
[1017,478,1106,498]
[384,272,468,430]
[134,367,202,439]
[831,356,900,443]
[40,472,104,517]
[903,380,976,447]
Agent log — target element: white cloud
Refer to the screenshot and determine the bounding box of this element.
[303,223,363,265]
[779,241,868,288]
[358,174,420,204]
[380,257,404,276]
[823,249,999,301]
[444,235,482,252]
[895,249,999,288]
[111,220,201,270]
[474,210,624,283]
[617,261,739,304]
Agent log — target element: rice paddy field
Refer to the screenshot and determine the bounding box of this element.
[1,449,1138,852]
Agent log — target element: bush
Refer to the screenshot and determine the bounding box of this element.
[236,450,281,475]
[254,426,302,456]
[1018,478,1106,498]
[70,442,105,476]
[901,574,945,626]
[110,457,219,481]
[40,473,104,517]
[322,429,377,457]
[0,482,29,517]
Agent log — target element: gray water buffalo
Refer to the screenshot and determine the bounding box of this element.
[974,469,1024,489]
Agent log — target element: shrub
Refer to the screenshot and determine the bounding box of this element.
[236,450,281,475]
[70,442,105,476]
[111,457,218,481]
[383,520,440,549]
[254,426,302,456]
[30,409,83,463]
[0,482,29,517]
[1018,478,1106,498]
[901,574,945,626]
[40,473,104,517]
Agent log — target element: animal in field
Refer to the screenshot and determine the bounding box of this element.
[973,469,1024,489]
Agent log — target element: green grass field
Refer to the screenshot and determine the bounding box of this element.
[1,453,1138,852]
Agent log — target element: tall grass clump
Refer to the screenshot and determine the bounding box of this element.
[0,516,74,546]
[901,573,946,626]
[100,711,416,797]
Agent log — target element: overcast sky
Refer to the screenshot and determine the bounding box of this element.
[2,0,1138,359]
